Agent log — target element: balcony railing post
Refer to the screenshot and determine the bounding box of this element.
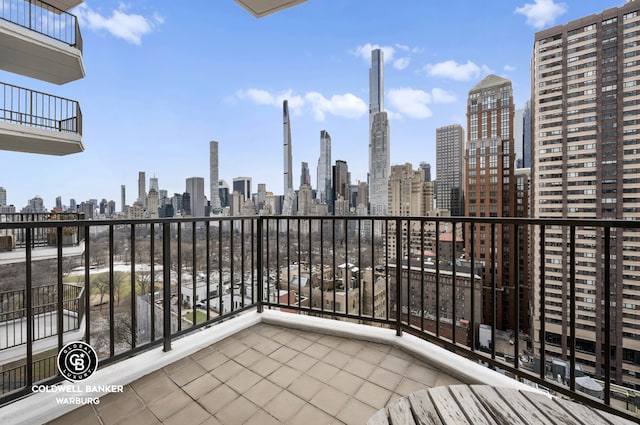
[257,217,264,313]
[395,218,402,337]
[162,222,172,352]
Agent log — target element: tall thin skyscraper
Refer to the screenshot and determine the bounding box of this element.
[317,130,332,206]
[435,124,464,212]
[0,187,5,206]
[368,48,389,216]
[283,100,293,194]
[369,49,384,124]
[210,141,221,210]
[532,1,640,387]
[419,162,432,182]
[120,185,126,212]
[137,171,146,205]
[185,177,205,217]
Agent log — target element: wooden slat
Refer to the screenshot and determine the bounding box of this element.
[367,408,390,425]
[428,386,471,424]
[493,387,555,425]
[552,399,618,425]
[521,391,583,425]
[448,385,496,425]
[407,389,444,425]
[470,385,529,425]
[593,409,639,425]
[388,396,416,425]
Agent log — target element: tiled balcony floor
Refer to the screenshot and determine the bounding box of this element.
[48,323,463,425]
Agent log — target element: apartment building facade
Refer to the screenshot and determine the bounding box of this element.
[532,1,640,388]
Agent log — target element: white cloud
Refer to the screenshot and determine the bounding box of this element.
[75,4,163,45]
[515,0,567,29]
[504,64,516,72]
[388,88,432,119]
[393,57,411,70]
[431,88,457,103]
[352,43,421,71]
[424,60,492,81]
[236,89,366,121]
[387,87,457,120]
[352,43,395,62]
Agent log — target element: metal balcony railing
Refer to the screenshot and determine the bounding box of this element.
[1,82,82,135]
[0,212,83,249]
[0,215,638,423]
[0,0,82,51]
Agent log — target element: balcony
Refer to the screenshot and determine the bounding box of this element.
[0,81,83,154]
[0,0,85,85]
[0,216,638,423]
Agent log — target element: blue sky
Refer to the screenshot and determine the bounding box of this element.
[0,0,627,210]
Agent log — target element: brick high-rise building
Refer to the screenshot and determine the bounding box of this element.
[464,74,524,332]
[532,1,640,388]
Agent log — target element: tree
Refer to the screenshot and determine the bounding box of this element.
[93,273,110,310]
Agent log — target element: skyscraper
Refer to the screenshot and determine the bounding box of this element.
[149,176,159,192]
[419,162,432,182]
[464,74,523,332]
[368,49,389,216]
[333,160,349,204]
[283,100,293,194]
[185,177,205,217]
[532,1,640,387]
[121,185,126,212]
[513,101,531,168]
[369,111,390,216]
[317,130,332,206]
[435,124,464,212]
[137,171,146,206]
[0,187,5,206]
[369,48,384,124]
[233,177,252,201]
[210,141,221,210]
[300,162,311,187]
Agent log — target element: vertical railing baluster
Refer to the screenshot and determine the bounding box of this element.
[56,226,63,354]
[25,227,33,390]
[257,218,263,313]
[491,222,496,361]
[452,222,457,346]
[514,223,520,371]
[421,219,425,332]
[470,221,476,351]
[150,223,156,339]
[435,221,440,338]
[540,225,546,381]
[177,224,182,332]
[206,221,210,320]
[163,222,171,352]
[395,218,402,336]
[129,224,136,347]
[604,226,611,406]
[191,221,196,323]
[569,225,576,393]
[109,225,114,357]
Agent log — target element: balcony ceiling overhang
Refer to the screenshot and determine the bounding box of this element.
[30,0,84,13]
[233,0,307,18]
[0,21,85,85]
[0,123,83,155]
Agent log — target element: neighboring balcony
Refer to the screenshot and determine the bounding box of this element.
[0,0,85,85]
[0,81,83,154]
[0,216,638,424]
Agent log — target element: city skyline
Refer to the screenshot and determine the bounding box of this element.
[0,0,624,208]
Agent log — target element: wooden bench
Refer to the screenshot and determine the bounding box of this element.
[367,384,636,425]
